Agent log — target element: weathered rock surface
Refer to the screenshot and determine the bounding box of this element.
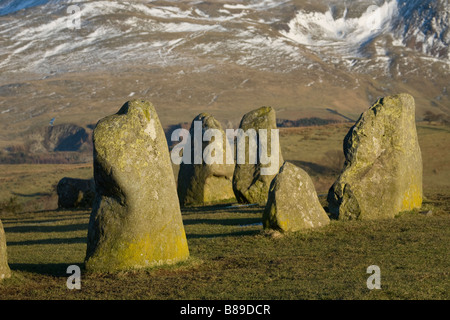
[263,162,330,232]
[85,100,189,272]
[327,93,423,220]
[57,177,95,209]
[232,106,283,204]
[0,219,11,280]
[177,113,236,206]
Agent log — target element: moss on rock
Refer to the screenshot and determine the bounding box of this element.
[263,162,330,232]
[0,219,11,280]
[232,106,283,205]
[177,113,236,207]
[85,100,189,272]
[327,93,423,220]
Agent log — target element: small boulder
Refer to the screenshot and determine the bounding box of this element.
[327,93,423,220]
[177,113,236,206]
[232,106,283,204]
[85,100,189,272]
[0,219,11,280]
[57,177,95,209]
[263,162,330,232]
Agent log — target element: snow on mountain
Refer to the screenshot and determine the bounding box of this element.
[0,0,448,78]
[0,0,448,135]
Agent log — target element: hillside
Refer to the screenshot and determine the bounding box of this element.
[0,0,448,156]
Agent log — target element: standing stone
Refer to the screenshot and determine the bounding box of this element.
[232,106,283,204]
[85,100,189,272]
[327,93,423,220]
[177,113,236,206]
[0,219,11,280]
[263,162,330,232]
[57,177,95,209]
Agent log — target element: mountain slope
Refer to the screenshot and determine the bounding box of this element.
[0,0,448,151]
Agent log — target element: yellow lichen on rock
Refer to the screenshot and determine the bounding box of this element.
[327,94,423,220]
[85,100,189,272]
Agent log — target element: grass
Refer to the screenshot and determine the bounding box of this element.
[0,197,449,300]
[0,122,449,300]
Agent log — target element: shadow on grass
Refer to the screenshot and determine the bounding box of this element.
[287,159,335,176]
[9,262,85,277]
[181,203,263,214]
[4,223,88,233]
[183,216,261,226]
[7,236,86,246]
[187,229,261,239]
[11,191,53,198]
[1,213,88,225]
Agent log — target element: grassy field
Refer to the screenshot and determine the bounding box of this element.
[0,122,449,300]
[0,201,448,300]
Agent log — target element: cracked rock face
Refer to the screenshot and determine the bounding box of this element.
[232,106,283,205]
[85,100,189,272]
[263,161,330,232]
[0,219,11,280]
[327,93,423,220]
[177,113,236,207]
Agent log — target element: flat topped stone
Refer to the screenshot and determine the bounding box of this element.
[85,100,189,272]
[327,93,423,220]
[263,161,330,232]
[177,113,235,206]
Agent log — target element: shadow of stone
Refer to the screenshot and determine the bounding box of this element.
[7,236,86,246]
[4,223,87,233]
[1,212,88,224]
[182,203,264,214]
[187,229,261,239]
[9,262,84,277]
[11,192,53,198]
[183,217,261,226]
[287,160,335,176]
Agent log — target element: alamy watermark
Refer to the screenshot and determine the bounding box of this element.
[170,121,280,176]
[366,265,381,290]
[66,265,81,290]
[66,5,81,30]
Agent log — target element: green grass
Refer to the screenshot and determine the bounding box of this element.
[0,196,448,300]
[0,122,449,300]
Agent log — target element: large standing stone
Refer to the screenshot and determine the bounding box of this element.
[327,93,423,220]
[177,113,236,206]
[0,219,11,280]
[263,162,330,232]
[85,100,189,272]
[57,177,95,209]
[232,106,283,204]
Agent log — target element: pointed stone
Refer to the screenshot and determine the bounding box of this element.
[85,100,189,272]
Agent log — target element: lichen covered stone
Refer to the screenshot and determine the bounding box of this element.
[327,93,423,220]
[177,113,236,206]
[263,162,330,232]
[85,100,189,272]
[232,106,283,204]
[57,177,95,209]
[0,219,11,280]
